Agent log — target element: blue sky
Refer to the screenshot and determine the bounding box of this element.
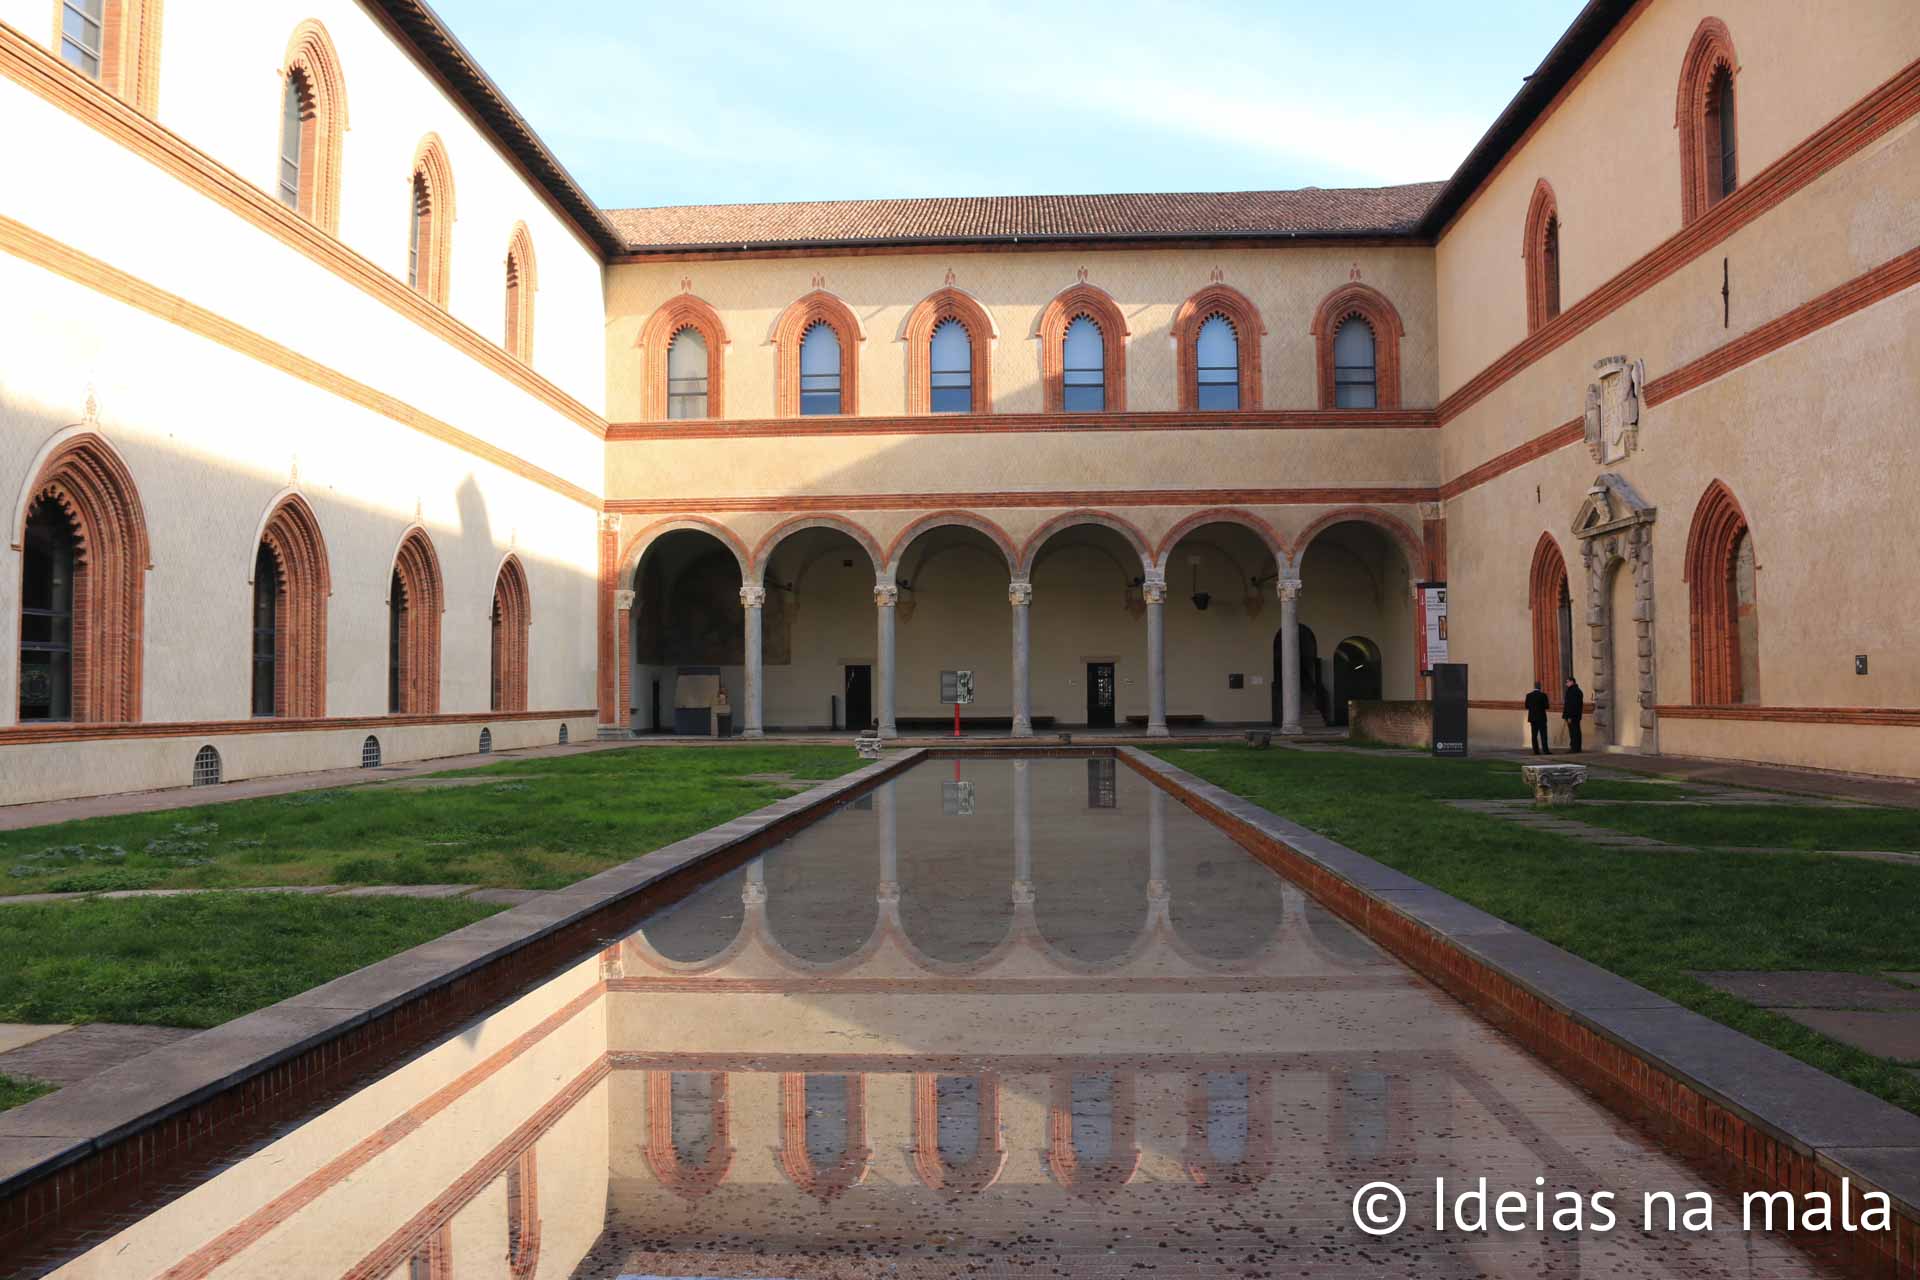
[433,0,1588,211]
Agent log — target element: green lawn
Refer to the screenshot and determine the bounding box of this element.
[0,745,858,895]
[1155,745,1920,1115]
[1575,802,1920,852]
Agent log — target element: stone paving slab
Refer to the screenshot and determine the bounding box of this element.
[464,888,547,906]
[1691,971,1920,1010]
[332,883,479,899]
[1817,1145,1920,1217]
[1780,1010,1920,1062]
[0,1025,197,1089]
[0,1024,70,1054]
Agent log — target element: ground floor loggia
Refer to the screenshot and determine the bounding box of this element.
[615,514,1421,738]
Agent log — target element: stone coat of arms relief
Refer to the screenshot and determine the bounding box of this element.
[1583,355,1646,465]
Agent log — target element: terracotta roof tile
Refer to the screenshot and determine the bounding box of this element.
[608,183,1444,251]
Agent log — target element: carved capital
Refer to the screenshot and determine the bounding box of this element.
[739,584,767,609]
[1278,577,1303,602]
[612,589,635,611]
[599,512,623,533]
[874,584,899,608]
[1418,501,1444,522]
[1141,575,1167,606]
[1008,580,1033,607]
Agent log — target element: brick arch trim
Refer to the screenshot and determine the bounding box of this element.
[1173,284,1265,411]
[641,1071,734,1199]
[911,1074,1007,1194]
[773,291,862,417]
[1309,283,1404,410]
[751,514,883,583]
[1017,509,1154,579]
[618,515,751,585]
[1676,17,1740,225]
[883,509,1018,577]
[1522,179,1561,334]
[1528,531,1571,690]
[504,222,536,362]
[504,1147,540,1279]
[281,19,348,233]
[1683,479,1752,704]
[1290,506,1425,576]
[62,0,162,113]
[408,133,456,306]
[777,1074,871,1201]
[388,526,443,714]
[904,287,993,414]
[1045,1071,1141,1195]
[491,553,531,712]
[257,492,331,718]
[638,293,728,421]
[15,431,150,723]
[1038,282,1128,412]
[1154,507,1286,574]
[1184,1071,1274,1192]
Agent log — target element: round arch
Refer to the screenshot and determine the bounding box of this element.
[1017,509,1153,579]
[750,514,884,583]
[1153,507,1285,575]
[1290,507,1425,576]
[619,515,751,586]
[883,510,1018,578]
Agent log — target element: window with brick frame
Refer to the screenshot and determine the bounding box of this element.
[504,223,537,362]
[640,294,727,421]
[1684,480,1760,705]
[1309,283,1404,410]
[1522,179,1562,333]
[1039,283,1127,413]
[406,135,456,306]
[387,529,443,714]
[253,494,330,718]
[278,21,348,233]
[1528,533,1572,691]
[491,555,531,712]
[904,288,994,415]
[1677,18,1740,225]
[1173,284,1264,411]
[773,292,861,417]
[57,0,161,113]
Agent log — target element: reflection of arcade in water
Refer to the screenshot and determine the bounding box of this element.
[49,759,1836,1278]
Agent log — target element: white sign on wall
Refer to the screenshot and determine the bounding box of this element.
[1418,582,1449,674]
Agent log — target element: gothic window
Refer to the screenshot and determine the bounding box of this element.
[1331,319,1376,408]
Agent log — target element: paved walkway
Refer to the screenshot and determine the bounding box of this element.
[1444,796,1920,866]
[1691,971,1920,1070]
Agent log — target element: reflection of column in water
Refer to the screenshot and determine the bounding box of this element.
[876,780,898,900]
[1146,784,1170,924]
[1011,760,1033,906]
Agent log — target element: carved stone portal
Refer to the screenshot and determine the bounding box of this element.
[1583,355,1646,465]
[1573,474,1658,753]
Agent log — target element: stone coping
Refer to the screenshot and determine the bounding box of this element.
[1119,746,1920,1229]
[0,749,926,1202]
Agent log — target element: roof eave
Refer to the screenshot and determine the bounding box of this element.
[615,226,1432,257]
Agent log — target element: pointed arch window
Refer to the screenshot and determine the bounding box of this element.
[1331,319,1376,408]
[642,295,728,421]
[388,530,443,714]
[1685,482,1760,704]
[1677,19,1740,224]
[1062,317,1105,412]
[904,288,993,415]
[504,225,536,362]
[1174,284,1263,411]
[277,73,306,210]
[60,0,104,78]
[278,22,347,231]
[1529,534,1572,691]
[1040,283,1127,413]
[20,499,78,722]
[667,329,709,418]
[1311,284,1403,410]
[799,322,843,415]
[252,545,280,716]
[928,319,972,413]
[1523,180,1563,333]
[774,292,860,417]
[1195,315,1239,410]
[406,137,455,306]
[1707,65,1737,204]
[491,557,531,712]
[58,0,159,110]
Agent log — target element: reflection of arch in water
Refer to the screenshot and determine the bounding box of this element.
[1325,1069,1415,1165]
[1184,1071,1274,1193]
[1331,635,1382,726]
[1166,850,1287,963]
[911,1073,1007,1194]
[642,1071,733,1199]
[764,844,880,966]
[777,1073,872,1201]
[1045,1071,1141,1194]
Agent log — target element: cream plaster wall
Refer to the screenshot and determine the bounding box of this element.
[0,0,608,409]
[1433,0,1920,396]
[604,245,1437,422]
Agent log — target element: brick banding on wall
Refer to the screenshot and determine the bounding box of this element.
[257,493,330,718]
[772,290,861,417]
[18,432,149,723]
[1172,283,1265,412]
[390,528,444,714]
[902,286,993,415]
[1037,281,1128,413]
[637,293,727,420]
[1309,282,1403,410]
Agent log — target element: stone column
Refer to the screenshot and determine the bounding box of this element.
[1009,579,1033,737]
[740,583,766,738]
[875,581,899,739]
[1143,573,1169,737]
[1279,577,1303,735]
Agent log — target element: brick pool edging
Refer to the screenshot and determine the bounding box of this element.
[1120,747,1920,1278]
[0,748,927,1266]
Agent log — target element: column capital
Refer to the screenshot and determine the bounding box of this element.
[874,583,898,608]
[612,588,635,611]
[1278,577,1303,601]
[1419,500,1445,522]
[1141,576,1167,606]
[599,512,623,533]
[739,584,767,608]
[1008,580,1033,607]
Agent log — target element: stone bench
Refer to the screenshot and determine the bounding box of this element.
[1521,763,1589,806]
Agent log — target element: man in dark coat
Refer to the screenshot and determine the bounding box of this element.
[1563,676,1585,753]
[1525,682,1551,755]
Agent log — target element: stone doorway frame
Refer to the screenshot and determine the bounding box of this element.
[1572,474,1658,753]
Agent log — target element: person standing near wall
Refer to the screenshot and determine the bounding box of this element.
[1525,682,1551,755]
[1562,676,1585,754]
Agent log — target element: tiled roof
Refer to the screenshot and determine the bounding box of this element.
[607,183,1446,252]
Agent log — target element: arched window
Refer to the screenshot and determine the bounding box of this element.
[667,328,709,418]
[192,744,222,787]
[1062,317,1105,411]
[1677,18,1740,225]
[503,224,536,362]
[406,136,455,306]
[1523,179,1562,333]
[777,1073,871,1201]
[911,1073,1006,1194]
[278,22,348,232]
[928,319,972,413]
[798,322,842,415]
[1310,284,1403,410]
[1194,315,1239,410]
[254,494,330,718]
[58,0,159,110]
[773,292,860,417]
[642,295,727,421]
[17,434,149,723]
[491,556,531,712]
[252,544,279,717]
[1528,533,1572,691]
[1331,319,1376,408]
[1685,481,1759,704]
[388,530,443,714]
[1039,283,1127,412]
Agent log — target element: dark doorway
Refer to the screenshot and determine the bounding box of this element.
[1086,662,1116,728]
[649,679,661,735]
[1331,636,1382,727]
[844,664,872,730]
